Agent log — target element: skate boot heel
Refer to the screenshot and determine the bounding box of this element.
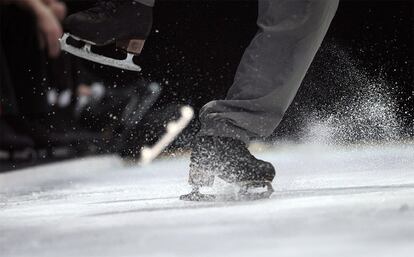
[116,39,146,55]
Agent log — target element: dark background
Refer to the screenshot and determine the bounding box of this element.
[68,0,414,141]
[0,0,412,171]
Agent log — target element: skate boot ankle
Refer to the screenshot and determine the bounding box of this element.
[180,136,276,201]
[61,0,153,71]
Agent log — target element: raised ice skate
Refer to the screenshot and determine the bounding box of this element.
[60,1,152,71]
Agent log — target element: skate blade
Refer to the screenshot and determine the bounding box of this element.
[179,183,274,202]
[139,106,194,164]
[64,33,99,46]
[59,33,141,72]
[179,181,274,202]
[237,181,274,201]
[180,191,216,202]
[179,191,270,202]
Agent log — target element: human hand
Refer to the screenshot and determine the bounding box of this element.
[41,0,66,21]
[6,0,65,58]
[35,4,63,58]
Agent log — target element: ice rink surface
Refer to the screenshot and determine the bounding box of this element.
[1,143,413,257]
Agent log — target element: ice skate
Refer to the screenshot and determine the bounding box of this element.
[180,136,275,202]
[60,0,153,71]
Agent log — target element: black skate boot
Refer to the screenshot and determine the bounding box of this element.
[61,0,153,71]
[180,136,276,201]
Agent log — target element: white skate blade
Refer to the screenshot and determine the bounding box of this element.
[180,181,274,202]
[139,106,194,165]
[237,181,274,200]
[180,190,217,202]
[59,33,142,72]
[181,192,242,202]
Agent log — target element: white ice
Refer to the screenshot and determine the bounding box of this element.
[1,143,414,257]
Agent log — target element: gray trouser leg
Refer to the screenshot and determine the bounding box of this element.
[198,0,339,143]
[134,0,155,7]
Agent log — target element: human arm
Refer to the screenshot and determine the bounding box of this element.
[3,0,65,58]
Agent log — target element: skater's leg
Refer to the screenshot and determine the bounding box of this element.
[199,0,339,142]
